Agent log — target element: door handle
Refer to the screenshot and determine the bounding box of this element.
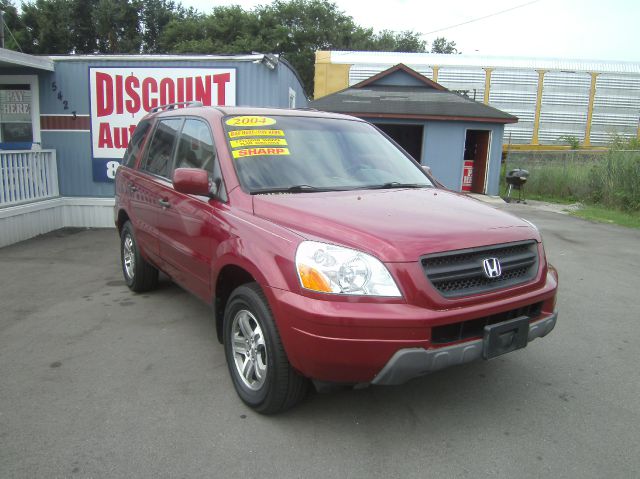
[128,183,138,192]
[158,198,170,208]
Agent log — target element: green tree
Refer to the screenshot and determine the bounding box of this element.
[141,0,189,53]
[255,0,415,93]
[93,0,142,53]
[72,0,99,53]
[371,30,426,52]
[2,0,455,94]
[431,36,458,54]
[204,5,263,52]
[0,0,34,52]
[158,6,261,54]
[158,0,432,93]
[21,0,75,53]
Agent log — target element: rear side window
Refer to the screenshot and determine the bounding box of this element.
[122,120,150,168]
[143,118,182,177]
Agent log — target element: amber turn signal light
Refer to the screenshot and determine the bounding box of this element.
[297,264,332,293]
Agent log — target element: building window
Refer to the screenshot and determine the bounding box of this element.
[0,85,33,144]
[0,75,40,150]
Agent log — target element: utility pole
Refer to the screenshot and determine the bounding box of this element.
[0,11,5,49]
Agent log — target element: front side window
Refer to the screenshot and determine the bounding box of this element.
[175,119,216,171]
[223,115,432,193]
[175,118,226,201]
[143,118,182,177]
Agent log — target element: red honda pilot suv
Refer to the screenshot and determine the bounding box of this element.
[115,103,558,414]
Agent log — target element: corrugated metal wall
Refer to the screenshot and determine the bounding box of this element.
[34,57,307,198]
[436,67,485,102]
[490,69,538,144]
[539,71,590,144]
[39,58,307,116]
[339,55,640,147]
[591,73,640,144]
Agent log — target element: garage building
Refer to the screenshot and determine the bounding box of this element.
[311,63,516,194]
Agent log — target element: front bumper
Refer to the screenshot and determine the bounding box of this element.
[268,269,558,384]
[371,312,557,385]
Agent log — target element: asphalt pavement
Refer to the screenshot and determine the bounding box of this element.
[1,203,639,478]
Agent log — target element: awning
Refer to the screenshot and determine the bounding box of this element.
[0,47,54,71]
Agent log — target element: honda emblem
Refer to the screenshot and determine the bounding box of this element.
[482,258,502,278]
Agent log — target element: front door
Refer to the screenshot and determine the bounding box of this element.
[156,118,229,302]
[462,130,491,194]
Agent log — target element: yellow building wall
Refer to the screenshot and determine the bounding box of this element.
[314,51,351,99]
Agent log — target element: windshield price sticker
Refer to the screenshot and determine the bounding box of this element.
[230,138,288,148]
[232,147,290,159]
[228,129,284,138]
[226,116,276,127]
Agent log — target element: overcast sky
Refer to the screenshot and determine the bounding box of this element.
[177,0,638,62]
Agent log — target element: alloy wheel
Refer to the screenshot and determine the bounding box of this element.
[123,234,135,280]
[231,309,268,390]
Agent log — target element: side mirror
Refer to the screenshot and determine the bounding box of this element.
[173,168,212,197]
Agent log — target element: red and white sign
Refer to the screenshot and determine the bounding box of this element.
[461,160,474,192]
[89,67,236,158]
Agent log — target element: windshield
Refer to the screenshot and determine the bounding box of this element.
[223,115,433,193]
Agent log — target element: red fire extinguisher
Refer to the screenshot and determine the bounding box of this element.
[462,160,474,192]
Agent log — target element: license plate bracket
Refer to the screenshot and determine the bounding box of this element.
[483,316,529,360]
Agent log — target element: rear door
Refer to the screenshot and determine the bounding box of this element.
[132,117,183,263]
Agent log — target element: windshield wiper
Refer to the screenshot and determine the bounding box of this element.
[364,182,430,190]
[251,185,331,194]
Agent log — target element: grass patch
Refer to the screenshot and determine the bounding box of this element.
[502,139,640,228]
[571,205,640,229]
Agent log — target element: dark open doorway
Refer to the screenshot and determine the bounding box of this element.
[376,124,424,161]
[462,130,491,194]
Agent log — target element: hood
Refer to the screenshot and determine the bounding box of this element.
[252,188,539,262]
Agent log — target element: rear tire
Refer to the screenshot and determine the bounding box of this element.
[224,283,308,414]
[120,221,158,293]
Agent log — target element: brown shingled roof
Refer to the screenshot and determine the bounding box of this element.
[312,63,517,124]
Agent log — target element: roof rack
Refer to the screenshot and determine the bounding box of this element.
[150,101,203,113]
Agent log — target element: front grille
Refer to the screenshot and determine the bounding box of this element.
[431,302,543,344]
[422,240,539,298]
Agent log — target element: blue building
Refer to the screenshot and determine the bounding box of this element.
[0,50,307,246]
[311,63,517,194]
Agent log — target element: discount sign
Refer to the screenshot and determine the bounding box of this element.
[89,67,236,159]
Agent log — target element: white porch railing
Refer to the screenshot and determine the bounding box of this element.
[0,150,59,207]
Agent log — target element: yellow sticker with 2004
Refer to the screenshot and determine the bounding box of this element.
[225,116,277,127]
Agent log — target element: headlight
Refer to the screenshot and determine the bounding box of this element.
[295,241,401,297]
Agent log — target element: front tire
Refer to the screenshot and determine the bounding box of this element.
[120,221,159,293]
[224,283,308,414]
